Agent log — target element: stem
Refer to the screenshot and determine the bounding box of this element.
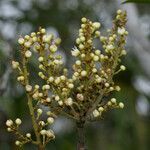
[76,122,87,150]
[22,55,43,149]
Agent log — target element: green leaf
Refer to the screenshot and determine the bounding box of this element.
[123,0,150,3]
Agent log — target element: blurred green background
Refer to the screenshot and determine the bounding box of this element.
[0,0,150,150]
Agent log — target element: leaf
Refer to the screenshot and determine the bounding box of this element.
[122,0,150,3]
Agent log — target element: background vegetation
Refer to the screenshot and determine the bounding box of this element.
[0,0,150,149]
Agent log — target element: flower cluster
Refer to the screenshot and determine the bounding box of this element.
[7,10,127,148]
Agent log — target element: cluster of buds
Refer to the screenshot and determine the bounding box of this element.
[6,118,32,146]
[7,9,127,148]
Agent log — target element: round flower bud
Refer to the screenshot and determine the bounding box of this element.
[115,86,121,91]
[119,102,124,108]
[60,75,66,81]
[117,9,122,14]
[58,100,63,106]
[111,98,116,103]
[15,140,21,146]
[35,85,40,89]
[77,93,84,101]
[18,38,25,45]
[65,98,73,106]
[17,76,25,82]
[98,107,104,112]
[50,45,57,53]
[47,117,54,124]
[6,119,13,127]
[54,77,61,84]
[76,60,81,65]
[55,95,60,101]
[81,70,87,77]
[68,83,74,89]
[105,83,109,87]
[81,17,87,23]
[7,128,12,132]
[39,121,45,126]
[95,31,100,37]
[25,85,32,92]
[41,28,46,34]
[48,77,54,82]
[92,68,97,73]
[79,44,84,50]
[109,87,114,91]
[121,50,127,55]
[80,36,85,42]
[37,109,43,115]
[106,44,114,51]
[93,109,100,117]
[120,65,126,71]
[25,50,32,58]
[24,35,30,40]
[45,84,50,90]
[96,77,102,83]
[46,97,51,102]
[26,133,31,138]
[15,118,22,125]
[24,42,31,48]
[93,55,99,61]
[107,101,112,106]
[40,129,46,135]
[95,50,101,55]
[38,57,44,62]
[118,27,126,35]
[93,22,101,29]
[12,61,19,69]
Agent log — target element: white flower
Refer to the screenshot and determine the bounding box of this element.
[93,22,101,29]
[65,98,73,106]
[71,47,80,56]
[6,119,13,127]
[118,27,126,35]
[77,93,84,101]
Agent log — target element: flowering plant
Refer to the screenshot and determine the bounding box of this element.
[6,10,127,150]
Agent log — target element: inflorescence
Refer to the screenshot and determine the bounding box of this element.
[7,9,127,148]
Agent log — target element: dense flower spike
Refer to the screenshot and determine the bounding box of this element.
[7,10,127,149]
